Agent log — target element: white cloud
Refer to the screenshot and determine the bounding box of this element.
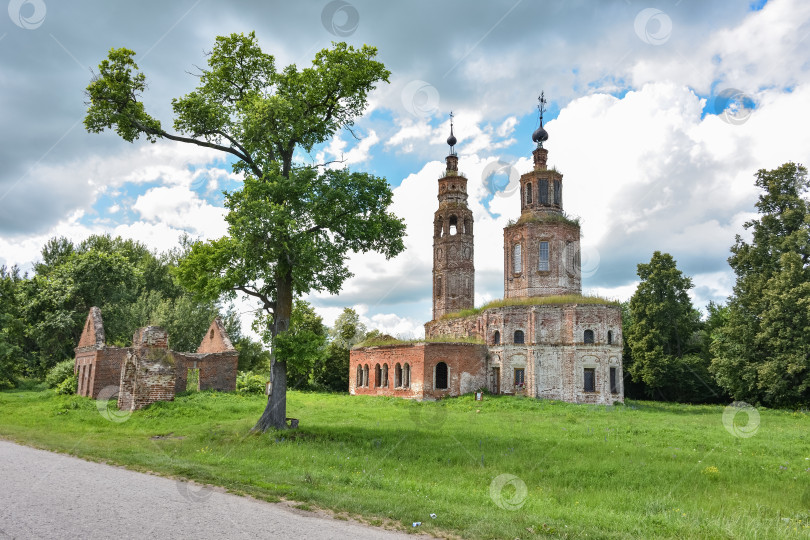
[132,185,227,238]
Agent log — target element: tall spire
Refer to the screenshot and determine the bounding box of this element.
[531,92,549,148]
[447,111,457,155]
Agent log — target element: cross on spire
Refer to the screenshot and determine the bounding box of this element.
[538,92,547,126]
[531,91,549,147]
[446,110,457,154]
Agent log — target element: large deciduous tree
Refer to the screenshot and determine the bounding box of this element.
[84,33,405,430]
[711,163,810,407]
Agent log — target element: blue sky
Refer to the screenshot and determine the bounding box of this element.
[1,0,809,337]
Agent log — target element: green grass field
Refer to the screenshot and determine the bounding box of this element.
[0,387,808,539]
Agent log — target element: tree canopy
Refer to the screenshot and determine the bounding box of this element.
[711,162,810,407]
[625,251,720,402]
[85,32,405,430]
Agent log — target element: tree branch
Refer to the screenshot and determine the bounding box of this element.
[127,115,265,180]
[292,156,345,171]
[235,285,275,313]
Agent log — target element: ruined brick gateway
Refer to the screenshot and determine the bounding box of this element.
[350,106,624,404]
[74,307,238,410]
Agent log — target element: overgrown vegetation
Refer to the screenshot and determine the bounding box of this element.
[505,210,580,228]
[236,371,268,395]
[0,389,807,539]
[357,334,485,347]
[44,359,75,389]
[0,234,261,385]
[439,294,619,321]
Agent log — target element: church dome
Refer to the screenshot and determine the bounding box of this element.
[532,125,548,144]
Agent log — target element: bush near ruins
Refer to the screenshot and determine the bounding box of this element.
[54,373,77,395]
[236,371,267,395]
[45,359,75,388]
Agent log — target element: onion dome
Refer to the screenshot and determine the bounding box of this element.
[532,125,548,144]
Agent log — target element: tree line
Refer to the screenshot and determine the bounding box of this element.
[0,232,378,393]
[623,162,810,408]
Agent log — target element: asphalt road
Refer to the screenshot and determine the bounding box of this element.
[0,440,423,539]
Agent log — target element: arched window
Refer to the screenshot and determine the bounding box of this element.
[363,365,369,387]
[526,182,533,204]
[493,330,500,345]
[584,329,594,344]
[436,218,444,237]
[436,276,442,297]
[538,241,549,271]
[464,218,472,235]
[539,179,549,204]
[403,363,411,388]
[449,215,458,235]
[395,363,402,387]
[382,364,389,388]
[375,364,382,387]
[435,362,449,390]
[356,365,363,387]
[513,244,522,273]
[607,330,613,345]
[514,330,525,344]
[553,179,561,206]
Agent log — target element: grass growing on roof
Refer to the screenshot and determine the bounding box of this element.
[357,335,485,347]
[506,211,581,228]
[1,388,808,539]
[439,294,620,321]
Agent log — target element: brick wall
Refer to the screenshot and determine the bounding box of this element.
[174,352,238,392]
[350,345,425,399]
[504,220,582,299]
[74,309,239,410]
[77,306,105,348]
[422,302,624,404]
[422,343,488,399]
[350,342,488,400]
[118,346,177,411]
[196,318,236,354]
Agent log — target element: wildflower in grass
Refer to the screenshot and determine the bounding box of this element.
[701,465,719,479]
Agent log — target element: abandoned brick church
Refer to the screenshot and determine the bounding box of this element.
[350,100,624,404]
[74,306,238,410]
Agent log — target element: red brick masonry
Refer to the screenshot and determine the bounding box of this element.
[74,309,238,410]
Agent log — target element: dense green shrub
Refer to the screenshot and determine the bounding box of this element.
[236,371,267,395]
[45,359,76,388]
[55,373,77,395]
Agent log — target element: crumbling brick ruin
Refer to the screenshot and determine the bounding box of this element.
[74,308,238,410]
[351,110,624,405]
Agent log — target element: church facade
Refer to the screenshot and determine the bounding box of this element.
[350,105,624,404]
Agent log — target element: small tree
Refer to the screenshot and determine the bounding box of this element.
[85,33,405,430]
[626,251,708,401]
[315,307,367,392]
[259,300,327,390]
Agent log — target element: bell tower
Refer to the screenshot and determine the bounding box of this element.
[432,113,475,320]
[504,93,582,298]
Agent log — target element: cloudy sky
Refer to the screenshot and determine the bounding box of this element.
[1,0,808,337]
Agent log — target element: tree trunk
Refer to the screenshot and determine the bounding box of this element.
[252,272,293,432]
